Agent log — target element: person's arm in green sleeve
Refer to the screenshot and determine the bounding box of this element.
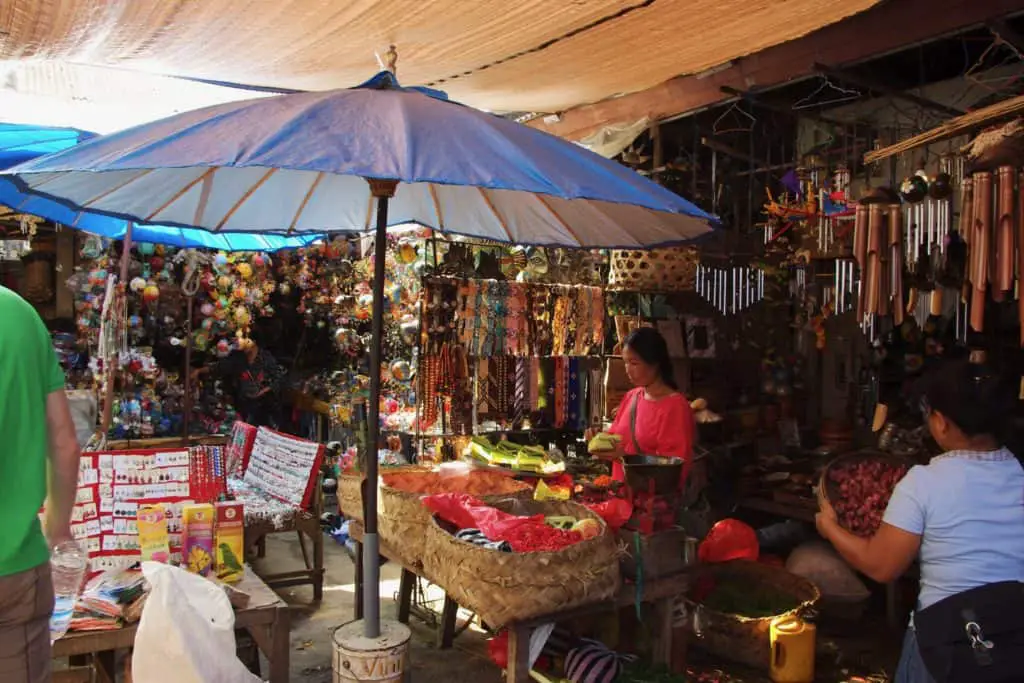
[43,344,80,545]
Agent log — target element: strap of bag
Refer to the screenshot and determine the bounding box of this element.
[628,391,642,455]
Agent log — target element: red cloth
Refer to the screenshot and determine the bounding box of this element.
[607,387,694,490]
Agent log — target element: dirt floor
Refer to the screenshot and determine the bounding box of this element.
[251,533,902,682]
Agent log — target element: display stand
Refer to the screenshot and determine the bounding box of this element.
[235,426,327,601]
[52,570,291,683]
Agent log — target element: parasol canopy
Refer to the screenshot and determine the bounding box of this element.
[3,72,716,246]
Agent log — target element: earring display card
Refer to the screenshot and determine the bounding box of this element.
[242,427,324,509]
[70,448,199,574]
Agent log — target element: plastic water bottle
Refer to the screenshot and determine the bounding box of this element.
[50,540,88,643]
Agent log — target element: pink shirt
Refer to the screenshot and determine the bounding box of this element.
[608,387,695,490]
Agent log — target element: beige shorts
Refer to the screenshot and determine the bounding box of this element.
[0,563,53,683]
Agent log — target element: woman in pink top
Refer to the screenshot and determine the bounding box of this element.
[603,327,695,491]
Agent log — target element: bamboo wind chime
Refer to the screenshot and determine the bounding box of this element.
[853,200,905,339]
[963,166,1024,343]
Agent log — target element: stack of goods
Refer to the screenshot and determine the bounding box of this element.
[467,437,566,474]
[70,567,147,632]
[421,495,620,628]
[823,454,910,536]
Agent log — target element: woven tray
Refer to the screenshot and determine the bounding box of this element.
[685,560,820,670]
[421,499,621,629]
[338,465,430,522]
[608,247,698,292]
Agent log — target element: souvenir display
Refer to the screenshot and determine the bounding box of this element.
[241,427,325,509]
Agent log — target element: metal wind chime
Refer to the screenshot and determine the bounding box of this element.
[695,264,765,314]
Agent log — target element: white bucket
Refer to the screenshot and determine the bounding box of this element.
[332,620,411,683]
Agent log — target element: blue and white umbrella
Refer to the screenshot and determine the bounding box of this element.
[4,70,716,638]
[0,123,319,252]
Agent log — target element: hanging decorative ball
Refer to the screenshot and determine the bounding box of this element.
[137,242,156,256]
[279,282,292,296]
[390,359,413,382]
[130,276,147,293]
[398,318,420,346]
[929,172,953,200]
[236,263,253,280]
[217,275,232,291]
[214,253,229,267]
[216,339,231,355]
[143,284,160,302]
[899,175,927,203]
[201,318,214,331]
[150,256,164,271]
[233,306,251,326]
[129,314,142,328]
[233,285,248,300]
[396,241,418,265]
[384,398,400,414]
[252,254,266,268]
[200,302,215,316]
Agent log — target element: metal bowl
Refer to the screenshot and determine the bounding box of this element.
[622,455,683,495]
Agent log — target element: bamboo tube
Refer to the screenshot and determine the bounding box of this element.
[971,172,992,332]
[866,204,885,315]
[995,166,1015,299]
[888,204,904,325]
[854,203,869,320]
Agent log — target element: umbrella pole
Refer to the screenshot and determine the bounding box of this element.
[363,179,397,639]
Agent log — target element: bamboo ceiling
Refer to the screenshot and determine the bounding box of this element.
[1,0,882,117]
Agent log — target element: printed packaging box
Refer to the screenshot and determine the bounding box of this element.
[215,501,245,583]
[182,503,215,576]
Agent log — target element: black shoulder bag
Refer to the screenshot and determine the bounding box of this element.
[914,580,1024,682]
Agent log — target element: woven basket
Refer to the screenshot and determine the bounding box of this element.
[337,465,431,522]
[378,480,532,569]
[819,450,913,535]
[686,560,820,670]
[608,247,698,292]
[338,471,363,521]
[421,499,621,629]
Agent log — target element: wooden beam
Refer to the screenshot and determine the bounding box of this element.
[813,63,965,117]
[530,0,1024,140]
[987,18,1024,53]
[700,137,766,168]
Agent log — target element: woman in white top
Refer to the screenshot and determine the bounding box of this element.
[816,360,1024,682]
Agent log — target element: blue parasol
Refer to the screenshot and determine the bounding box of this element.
[4,69,717,638]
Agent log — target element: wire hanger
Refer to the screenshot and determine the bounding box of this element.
[713,101,756,135]
[793,76,861,110]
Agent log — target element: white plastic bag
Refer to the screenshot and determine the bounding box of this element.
[132,562,262,683]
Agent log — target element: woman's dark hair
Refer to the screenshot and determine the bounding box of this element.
[624,327,678,391]
[917,359,1014,438]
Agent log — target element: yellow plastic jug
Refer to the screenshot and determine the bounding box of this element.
[769,614,816,683]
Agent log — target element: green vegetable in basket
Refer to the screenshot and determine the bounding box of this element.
[700,580,801,618]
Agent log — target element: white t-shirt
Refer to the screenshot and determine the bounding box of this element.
[883,449,1024,610]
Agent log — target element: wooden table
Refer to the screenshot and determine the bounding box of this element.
[505,571,693,683]
[52,570,291,683]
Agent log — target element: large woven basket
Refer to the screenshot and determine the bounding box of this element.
[608,247,698,292]
[421,499,621,629]
[685,560,820,670]
[819,450,913,536]
[338,465,430,522]
[379,480,532,570]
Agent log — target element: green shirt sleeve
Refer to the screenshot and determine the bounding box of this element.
[33,315,66,394]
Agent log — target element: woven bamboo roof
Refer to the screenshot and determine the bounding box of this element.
[1,0,881,116]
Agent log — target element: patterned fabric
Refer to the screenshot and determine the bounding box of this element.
[455,528,511,552]
[565,640,624,683]
[513,357,528,429]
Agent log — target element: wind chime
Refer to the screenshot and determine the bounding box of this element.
[964,164,1021,341]
[852,195,906,341]
[695,264,764,315]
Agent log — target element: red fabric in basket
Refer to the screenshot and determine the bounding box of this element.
[422,493,583,552]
